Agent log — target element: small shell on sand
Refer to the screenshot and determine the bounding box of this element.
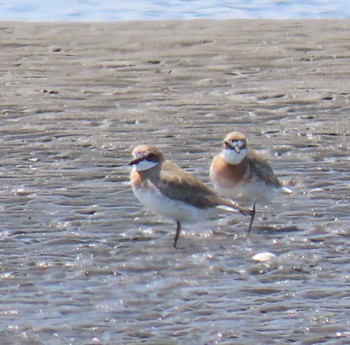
[252,252,278,262]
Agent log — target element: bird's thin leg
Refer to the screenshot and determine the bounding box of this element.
[248,204,256,233]
[173,221,181,249]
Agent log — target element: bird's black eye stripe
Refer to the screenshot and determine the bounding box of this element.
[145,152,156,161]
[224,139,246,151]
[224,141,234,150]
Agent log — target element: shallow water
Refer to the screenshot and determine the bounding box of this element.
[0,21,349,344]
[0,0,349,21]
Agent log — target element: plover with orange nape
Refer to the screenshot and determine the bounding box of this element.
[129,144,253,248]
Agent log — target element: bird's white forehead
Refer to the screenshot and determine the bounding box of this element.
[133,150,146,158]
[231,139,245,147]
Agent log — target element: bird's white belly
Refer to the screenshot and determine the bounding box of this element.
[133,188,212,224]
[215,181,280,205]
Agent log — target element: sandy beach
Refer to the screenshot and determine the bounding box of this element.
[0,20,349,344]
[2,20,350,129]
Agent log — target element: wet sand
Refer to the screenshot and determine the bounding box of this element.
[0,20,349,344]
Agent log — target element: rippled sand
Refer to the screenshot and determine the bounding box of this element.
[0,20,349,344]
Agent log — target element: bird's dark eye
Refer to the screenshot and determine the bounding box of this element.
[224,141,233,149]
[145,152,156,161]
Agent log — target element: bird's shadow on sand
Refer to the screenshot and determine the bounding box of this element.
[251,225,301,234]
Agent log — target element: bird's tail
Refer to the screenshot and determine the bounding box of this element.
[218,200,254,217]
[282,186,293,195]
[218,200,256,233]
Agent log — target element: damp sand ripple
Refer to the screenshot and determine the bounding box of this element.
[0,20,349,344]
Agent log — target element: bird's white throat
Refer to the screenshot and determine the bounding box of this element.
[133,159,159,172]
[222,148,247,165]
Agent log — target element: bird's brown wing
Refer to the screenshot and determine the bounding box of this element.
[158,160,226,209]
[247,151,282,188]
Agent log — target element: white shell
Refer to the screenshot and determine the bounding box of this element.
[252,252,278,262]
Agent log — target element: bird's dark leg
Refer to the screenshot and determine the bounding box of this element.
[248,204,256,233]
[173,221,181,249]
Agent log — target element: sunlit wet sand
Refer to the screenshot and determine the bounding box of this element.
[0,20,349,344]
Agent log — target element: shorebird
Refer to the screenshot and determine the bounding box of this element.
[129,144,253,248]
[210,131,291,232]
